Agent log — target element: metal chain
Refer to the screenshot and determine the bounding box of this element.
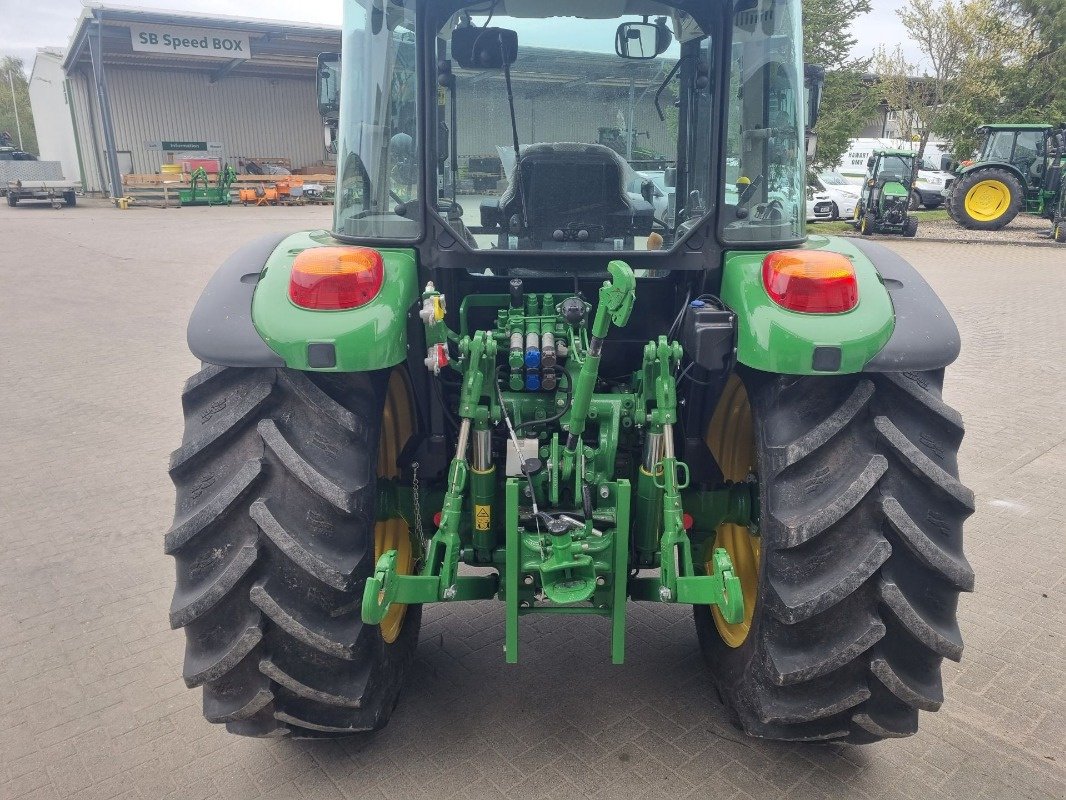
[411,461,427,550]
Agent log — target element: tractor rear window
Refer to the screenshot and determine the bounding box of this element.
[430,4,715,253]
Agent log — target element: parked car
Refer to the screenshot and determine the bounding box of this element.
[812,172,859,219]
[806,186,834,221]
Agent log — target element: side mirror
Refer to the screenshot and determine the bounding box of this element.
[803,63,825,132]
[615,21,671,60]
[940,155,953,172]
[867,156,876,171]
[664,166,677,187]
[452,26,518,69]
[805,133,818,162]
[317,52,340,122]
[640,180,654,203]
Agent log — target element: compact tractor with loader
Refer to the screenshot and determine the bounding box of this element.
[853,150,919,237]
[168,0,973,743]
[945,122,1065,230]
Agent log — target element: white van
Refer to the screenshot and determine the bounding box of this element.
[837,138,954,209]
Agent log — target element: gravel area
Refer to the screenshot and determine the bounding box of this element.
[916,212,1056,244]
[831,211,1060,246]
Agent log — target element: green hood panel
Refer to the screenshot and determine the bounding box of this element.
[251,231,418,371]
[720,235,895,375]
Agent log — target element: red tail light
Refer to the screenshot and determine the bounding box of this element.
[289,247,384,310]
[762,251,859,314]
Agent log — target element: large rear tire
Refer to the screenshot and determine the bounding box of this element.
[695,370,974,743]
[167,365,422,737]
[948,168,1023,230]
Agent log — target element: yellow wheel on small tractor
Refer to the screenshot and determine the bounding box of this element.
[374,369,416,644]
[704,375,760,648]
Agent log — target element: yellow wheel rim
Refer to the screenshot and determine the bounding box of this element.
[704,375,760,648]
[964,179,1012,222]
[374,369,415,644]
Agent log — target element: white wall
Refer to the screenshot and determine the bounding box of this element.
[28,50,83,185]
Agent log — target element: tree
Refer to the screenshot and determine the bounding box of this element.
[871,0,981,172]
[877,0,1062,160]
[0,56,39,154]
[802,0,878,172]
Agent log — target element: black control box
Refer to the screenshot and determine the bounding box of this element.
[680,299,736,373]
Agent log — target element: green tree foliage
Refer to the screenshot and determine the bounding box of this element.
[871,0,979,169]
[933,0,1056,156]
[0,56,39,154]
[802,0,877,172]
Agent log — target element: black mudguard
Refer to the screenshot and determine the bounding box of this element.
[853,239,962,372]
[186,233,288,368]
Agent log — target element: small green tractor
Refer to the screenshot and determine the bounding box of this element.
[945,122,1065,230]
[168,0,972,744]
[853,150,919,237]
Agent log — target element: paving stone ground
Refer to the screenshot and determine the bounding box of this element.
[1,200,1063,800]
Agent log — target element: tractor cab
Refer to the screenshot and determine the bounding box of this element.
[321,0,818,265]
[854,149,918,237]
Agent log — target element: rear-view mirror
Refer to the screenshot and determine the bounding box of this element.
[452,26,518,69]
[803,63,825,132]
[615,21,671,59]
[317,52,340,122]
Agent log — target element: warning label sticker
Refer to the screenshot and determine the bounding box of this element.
[474,505,491,531]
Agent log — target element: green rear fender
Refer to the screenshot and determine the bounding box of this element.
[251,231,419,371]
[720,235,895,375]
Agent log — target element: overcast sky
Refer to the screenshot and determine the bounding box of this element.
[0,0,921,73]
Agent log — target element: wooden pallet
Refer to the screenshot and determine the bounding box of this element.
[121,184,182,208]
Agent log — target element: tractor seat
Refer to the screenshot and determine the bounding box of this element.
[494,143,653,249]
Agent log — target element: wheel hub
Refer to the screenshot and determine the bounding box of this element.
[374,370,416,643]
[964,179,1011,221]
[704,375,760,648]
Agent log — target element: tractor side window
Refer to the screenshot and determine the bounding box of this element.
[335,1,420,240]
[986,132,1014,162]
[1013,131,1042,177]
[720,0,806,244]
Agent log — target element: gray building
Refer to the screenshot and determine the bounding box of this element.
[32,5,340,195]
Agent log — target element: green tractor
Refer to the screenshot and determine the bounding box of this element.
[168,0,972,744]
[945,122,1065,230]
[853,150,919,237]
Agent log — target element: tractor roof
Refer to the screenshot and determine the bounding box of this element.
[873,149,916,157]
[977,123,1053,132]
